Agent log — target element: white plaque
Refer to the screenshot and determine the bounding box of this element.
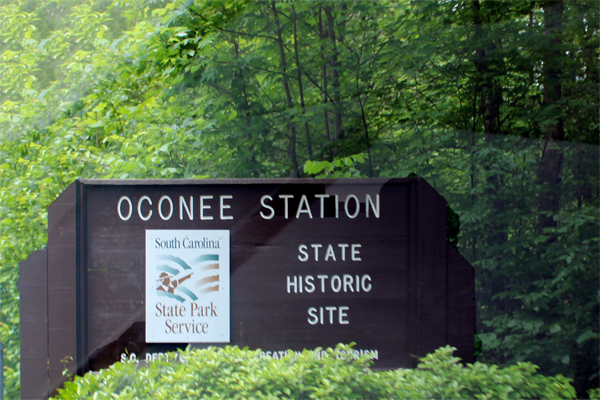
[145,229,230,343]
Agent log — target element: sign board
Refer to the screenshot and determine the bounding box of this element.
[19,178,475,399]
[145,229,230,343]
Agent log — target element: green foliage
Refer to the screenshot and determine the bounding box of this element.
[304,154,367,178]
[446,204,461,249]
[0,0,598,398]
[53,345,576,400]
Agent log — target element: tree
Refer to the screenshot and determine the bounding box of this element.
[0,0,597,398]
[377,1,598,395]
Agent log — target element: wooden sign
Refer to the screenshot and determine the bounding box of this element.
[19,178,474,399]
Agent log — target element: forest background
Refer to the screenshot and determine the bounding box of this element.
[0,0,597,398]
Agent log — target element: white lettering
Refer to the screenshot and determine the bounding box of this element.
[117,196,132,221]
[338,243,349,261]
[343,275,354,292]
[338,306,349,324]
[307,306,350,325]
[138,196,152,221]
[260,195,275,219]
[331,275,341,292]
[335,194,339,218]
[220,195,233,220]
[324,244,336,261]
[345,194,360,219]
[316,274,328,292]
[366,194,380,218]
[307,307,318,325]
[351,244,362,261]
[200,195,213,220]
[296,194,313,219]
[361,275,372,292]
[325,306,336,324]
[315,194,329,218]
[296,243,360,262]
[158,196,173,220]
[305,275,315,293]
[287,275,298,293]
[278,194,293,219]
[288,274,371,294]
[298,244,309,262]
[311,244,323,261]
[179,196,193,220]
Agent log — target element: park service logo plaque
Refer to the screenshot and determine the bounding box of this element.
[145,229,230,343]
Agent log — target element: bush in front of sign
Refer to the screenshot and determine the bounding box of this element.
[376,347,576,399]
[52,345,578,399]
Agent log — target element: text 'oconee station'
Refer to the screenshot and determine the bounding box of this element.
[117,193,381,221]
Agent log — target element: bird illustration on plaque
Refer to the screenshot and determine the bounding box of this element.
[145,229,230,343]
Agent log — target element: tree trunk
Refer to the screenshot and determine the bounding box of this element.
[539,0,564,232]
[472,0,499,136]
[271,1,300,177]
[292,5,313,160]
[234,38,259,177]
[317,5,332,144]
[473,0,509,328]
[324,5,343,141]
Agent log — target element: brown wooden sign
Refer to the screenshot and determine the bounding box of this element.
[19,178,474,398]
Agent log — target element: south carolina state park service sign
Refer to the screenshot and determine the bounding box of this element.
[145,229,230,343]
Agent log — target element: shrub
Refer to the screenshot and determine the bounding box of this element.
[53,345,576,399]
